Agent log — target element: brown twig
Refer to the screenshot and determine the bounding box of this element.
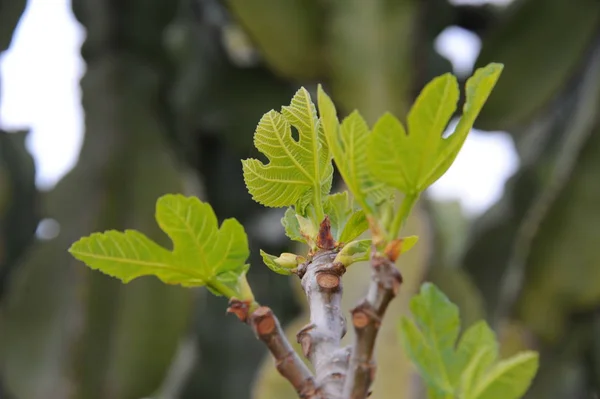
[343,251,403,399]
[228,300,319,398]
[296,217,350,398]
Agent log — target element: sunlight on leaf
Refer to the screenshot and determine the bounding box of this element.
[242,87,333,219]
[69,194,252,299]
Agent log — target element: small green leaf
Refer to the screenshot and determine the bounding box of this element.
[242,87,333,219]
[281,207,303,242]
[318,85,391,213]
[296,212,318,247]
[341,211,368,243]
[467,352,539,399]
[69,195,252,300]
[368,63,503,194]
[334,239,371,267]
[323,192,368,243]
[260,250,304,276]
[401,235,419,254]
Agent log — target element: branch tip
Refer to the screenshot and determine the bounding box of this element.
[351,310,370,329]
[317,216,336,250]
[316,272,341,291]
[384,238,403,262]
[226,298,251,322]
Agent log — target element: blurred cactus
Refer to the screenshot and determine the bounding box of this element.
[0,130,38,301]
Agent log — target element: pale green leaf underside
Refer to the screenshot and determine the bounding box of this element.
[242,87,333,211]
[368,63,503,194]
[69,194,250,291]
[318,85,390,212]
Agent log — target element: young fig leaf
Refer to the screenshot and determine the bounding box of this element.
[242,87,333,218]
[400,282,460,393]
[423,63,505,188]
[282,207,304,242]
[399,282,538,398]
[260,250,305,276]
[334,239,371,267]
[384,235,419,262]
[69,194,252,300]
[368,63,503,194]
[323,192,368,244]
[318,85,391,213]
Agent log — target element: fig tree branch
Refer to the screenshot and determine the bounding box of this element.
[343,251,402,399]
[228,300,319,398]
[296,246,349,398]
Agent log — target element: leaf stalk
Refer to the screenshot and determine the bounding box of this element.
[389,193,419,241]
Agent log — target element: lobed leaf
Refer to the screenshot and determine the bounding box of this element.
[69,195,251,299]
[242,87,333,214]
[400,283,538,399]
[368,63,503,195]
[423,63,505,188]
[318,85,390,213]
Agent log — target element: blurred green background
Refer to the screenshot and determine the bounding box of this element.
[0,0,599,398]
